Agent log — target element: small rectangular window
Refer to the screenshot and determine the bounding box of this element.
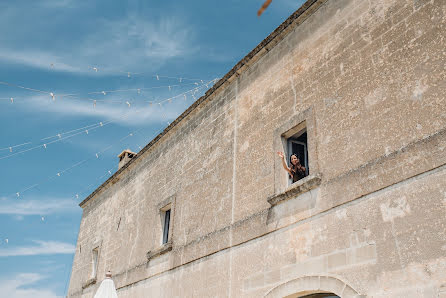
[91,247,99,278]
[162,209,171,244]
[287,130,308,184]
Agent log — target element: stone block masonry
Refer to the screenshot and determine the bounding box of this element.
[68,0,446,297]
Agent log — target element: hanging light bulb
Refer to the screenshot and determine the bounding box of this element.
[100,122,103,126]
[93,67,98,72]
[9,147,12,152]
[50,92,55,101]
[41,216,45,221]
[156,74,159,80]
[10,97,13,103]
[126,101,131,107]
[85,130,89,134]
[96,153,99,158]
[57,173,61,177]
[16,192,20,198]
[43,144,47,149]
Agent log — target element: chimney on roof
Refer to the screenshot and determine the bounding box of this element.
[118,149,137,170]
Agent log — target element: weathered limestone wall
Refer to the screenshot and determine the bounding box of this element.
[68,0,446,297]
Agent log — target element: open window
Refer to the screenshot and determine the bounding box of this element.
[147,197,175,261]
[287,129,309,185]
[162,208,171,245]
[271,108,321,205]
[159,201,172,246]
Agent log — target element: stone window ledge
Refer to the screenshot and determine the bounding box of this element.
[146,241,172,261]
[82,277,97,289]
[267,174,321,206]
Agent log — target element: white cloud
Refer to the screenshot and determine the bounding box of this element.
[0,273,61,298]
[21,93,195,126]
[0,9,196,75]
[0,49,82,73]
[0,197,77,216]
[0,240,75,257]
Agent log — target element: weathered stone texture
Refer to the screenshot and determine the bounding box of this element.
[68,0,446,297]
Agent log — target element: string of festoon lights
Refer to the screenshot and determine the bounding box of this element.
[0,113,172,246]
[4,79,216,200]
[61,80,213,105]
[0,79,217,160]
[10,106,174,201]
[0,81,199,104]
[84,65,206,82]
[0,71,217,246]
[1,77,215,105]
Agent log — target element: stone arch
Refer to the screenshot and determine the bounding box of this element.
[264,275,365,298]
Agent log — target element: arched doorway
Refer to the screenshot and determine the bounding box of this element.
[299,294,339,298]
[264,275,363,298]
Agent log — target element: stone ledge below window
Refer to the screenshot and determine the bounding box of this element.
[146,241,172,261]
[267,174,321,206]
[82,277,97,289]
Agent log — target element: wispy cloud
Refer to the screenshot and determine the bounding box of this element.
[19,94,195,126]
[0,273,61,298]
[0,240,75,257]
[0,2,196,75]
[0,50,81,73]
[0,197,77,216]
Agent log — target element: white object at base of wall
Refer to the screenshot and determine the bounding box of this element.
[94,278,118,298]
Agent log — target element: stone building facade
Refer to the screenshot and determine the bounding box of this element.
[68,0,446,297]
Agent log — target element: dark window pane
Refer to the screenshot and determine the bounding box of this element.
[162,210,171,244]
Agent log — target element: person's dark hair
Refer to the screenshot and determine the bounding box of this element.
[289,153,306,182]
[289,154,299,168]
[289,154,299,180]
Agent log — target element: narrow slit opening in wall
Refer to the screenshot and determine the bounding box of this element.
[287,129,308,184]
[162,209,171,244]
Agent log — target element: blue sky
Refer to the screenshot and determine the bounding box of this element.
[0,0,304,296]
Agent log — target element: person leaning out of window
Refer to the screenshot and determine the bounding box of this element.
[277,151,306,183]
